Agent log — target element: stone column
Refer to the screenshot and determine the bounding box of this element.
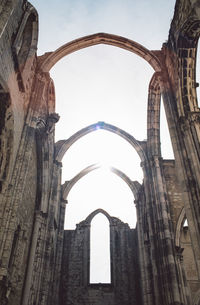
[142,157,185,305]
[49,198,67,305]
[161,79,200,279]
[22,211,47,305]
[20,71,57,305]
[135,189,154,305]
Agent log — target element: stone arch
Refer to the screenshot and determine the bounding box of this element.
[62,163,141,200]
[40,32,161,73]
[85,208,130,227]
[175,207,199,298]
[55,122,147,163]
[85,208,112,225]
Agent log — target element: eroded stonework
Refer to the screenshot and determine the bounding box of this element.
[61,210,140,305]
[0,1,200,305]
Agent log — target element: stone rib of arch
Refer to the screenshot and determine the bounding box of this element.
[62,163,140,200]
[40,32,161,72]
[55,121,147,162]
[147,72,162,157]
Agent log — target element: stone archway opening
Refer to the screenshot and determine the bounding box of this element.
[62,163,138,287]
[50,43,154,142]
[90,212,111,283]
[175,208,199,298]
[60,127,143,183]
[57,122,144,230]
[39,34,163,239]
[46,37,155,239]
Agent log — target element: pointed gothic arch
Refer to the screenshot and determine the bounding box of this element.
[89,211,111,283]
[40,32,161,73]
[55,122,147,163]
[85,208,112,224]
[62,164,141,200]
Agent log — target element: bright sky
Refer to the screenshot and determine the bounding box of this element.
[30,0,176,232]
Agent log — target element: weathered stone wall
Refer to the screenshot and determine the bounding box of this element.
[6,141,37,304]
[0,2,41,304]
[161,1,200,301]
[0,0,24,196]
[163,159,200,301]
[180,224,199,297]
[163,160,183,230]
[0,0,38,189]
[60,211,141,305]
[0,2,61,305]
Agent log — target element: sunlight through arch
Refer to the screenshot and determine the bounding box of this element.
[50,44,154,141]
[61,128,143,183]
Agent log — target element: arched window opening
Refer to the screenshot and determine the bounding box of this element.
[180,216,198,286]
[196,39,200,107]
[160,98,174,159]
[183,218,188,228]
[90,213,111,283]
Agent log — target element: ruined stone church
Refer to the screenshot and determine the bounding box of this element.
[0,0,200,304]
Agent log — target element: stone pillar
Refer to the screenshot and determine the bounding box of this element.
[135,188,154,305]
[22,211,47,305]
[141,157,185,305]
[161,79,200,279]
[20,71,58,305]
[49,199,67,305]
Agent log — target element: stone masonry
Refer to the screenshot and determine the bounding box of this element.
[0,0,200,304]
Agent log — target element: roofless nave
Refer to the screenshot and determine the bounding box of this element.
[0,0,200,304]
